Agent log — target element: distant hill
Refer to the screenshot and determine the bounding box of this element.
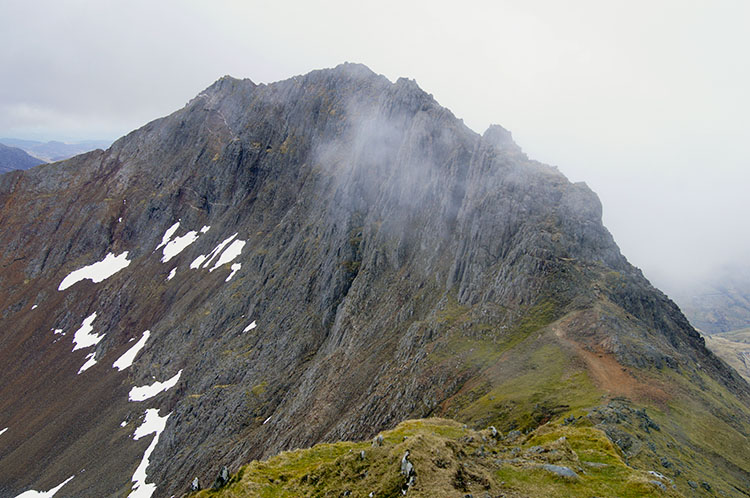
[0,138,112,163]
[703,329,750,382]
[715,328,750,344]
[0,143,45,174]
[671,273,750,334]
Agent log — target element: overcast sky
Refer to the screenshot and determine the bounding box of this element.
[1,0,748,295]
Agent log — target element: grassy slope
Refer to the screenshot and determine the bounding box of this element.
[187,295,750,497]
[432,319,750,496]
[192,418,682,498]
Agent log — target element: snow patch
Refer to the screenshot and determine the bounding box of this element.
[31,304,38,310]
[167,268,177,281]
[191,233,237,269]
[78,352,97,374]
[120,420,128,427]
[14,475,74,498]
[113,330,150,371]
[209,240,246,271]
[72,313,103,351]
[53,329,64,335]
[129,370,182,402]
[58,252,131,291]
[243,321,257,333]
[157,223,212,264]
[225,263,241,282]
[161,231,199,263]
[189,255,206,269]
[129,409,170,498]
[0,427,7,436]
[189,233,246,277]
[263,416,271,425]
[155,222,180,250]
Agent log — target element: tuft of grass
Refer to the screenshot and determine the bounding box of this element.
[250,381,268,396]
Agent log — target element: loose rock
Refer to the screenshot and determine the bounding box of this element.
[212,465,229,489]
[540,464,579,479]
[650,480,667,491]
[400,450,416,493]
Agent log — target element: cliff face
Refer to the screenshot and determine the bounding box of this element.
[0,64,747,498]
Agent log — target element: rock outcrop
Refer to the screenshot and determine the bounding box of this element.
[0,64,748,497]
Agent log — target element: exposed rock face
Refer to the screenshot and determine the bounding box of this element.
[0,64,747,497]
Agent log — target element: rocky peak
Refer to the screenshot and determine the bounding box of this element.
[482,123,519,151]
[0,65,748,498]
[329,61,380,79]
[202,74,256,95]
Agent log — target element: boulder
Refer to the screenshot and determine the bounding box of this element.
[212,465,229,489]
[540,464,579,479]
[400,450,416,492]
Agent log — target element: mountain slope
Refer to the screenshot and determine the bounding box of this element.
[0,142,44,174]
[0,64,747,498]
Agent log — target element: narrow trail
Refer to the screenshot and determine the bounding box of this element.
[552,317,671,406]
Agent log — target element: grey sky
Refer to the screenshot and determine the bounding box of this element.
[2,0,748,295]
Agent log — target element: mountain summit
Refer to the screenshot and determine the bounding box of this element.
[0,64,748,497]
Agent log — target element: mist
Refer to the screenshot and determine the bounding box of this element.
[1,0,748,297]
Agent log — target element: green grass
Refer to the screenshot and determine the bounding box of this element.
[190,418,684,498]
[250,381,268,396]
[428,297,559,370]
[442,323,603,433]
[495,463,679,498]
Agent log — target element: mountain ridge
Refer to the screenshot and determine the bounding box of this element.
[0,138,112,163]
[0,142,45,174]
[0,63,748,497]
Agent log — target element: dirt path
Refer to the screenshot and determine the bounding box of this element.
[552,316,671,406]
